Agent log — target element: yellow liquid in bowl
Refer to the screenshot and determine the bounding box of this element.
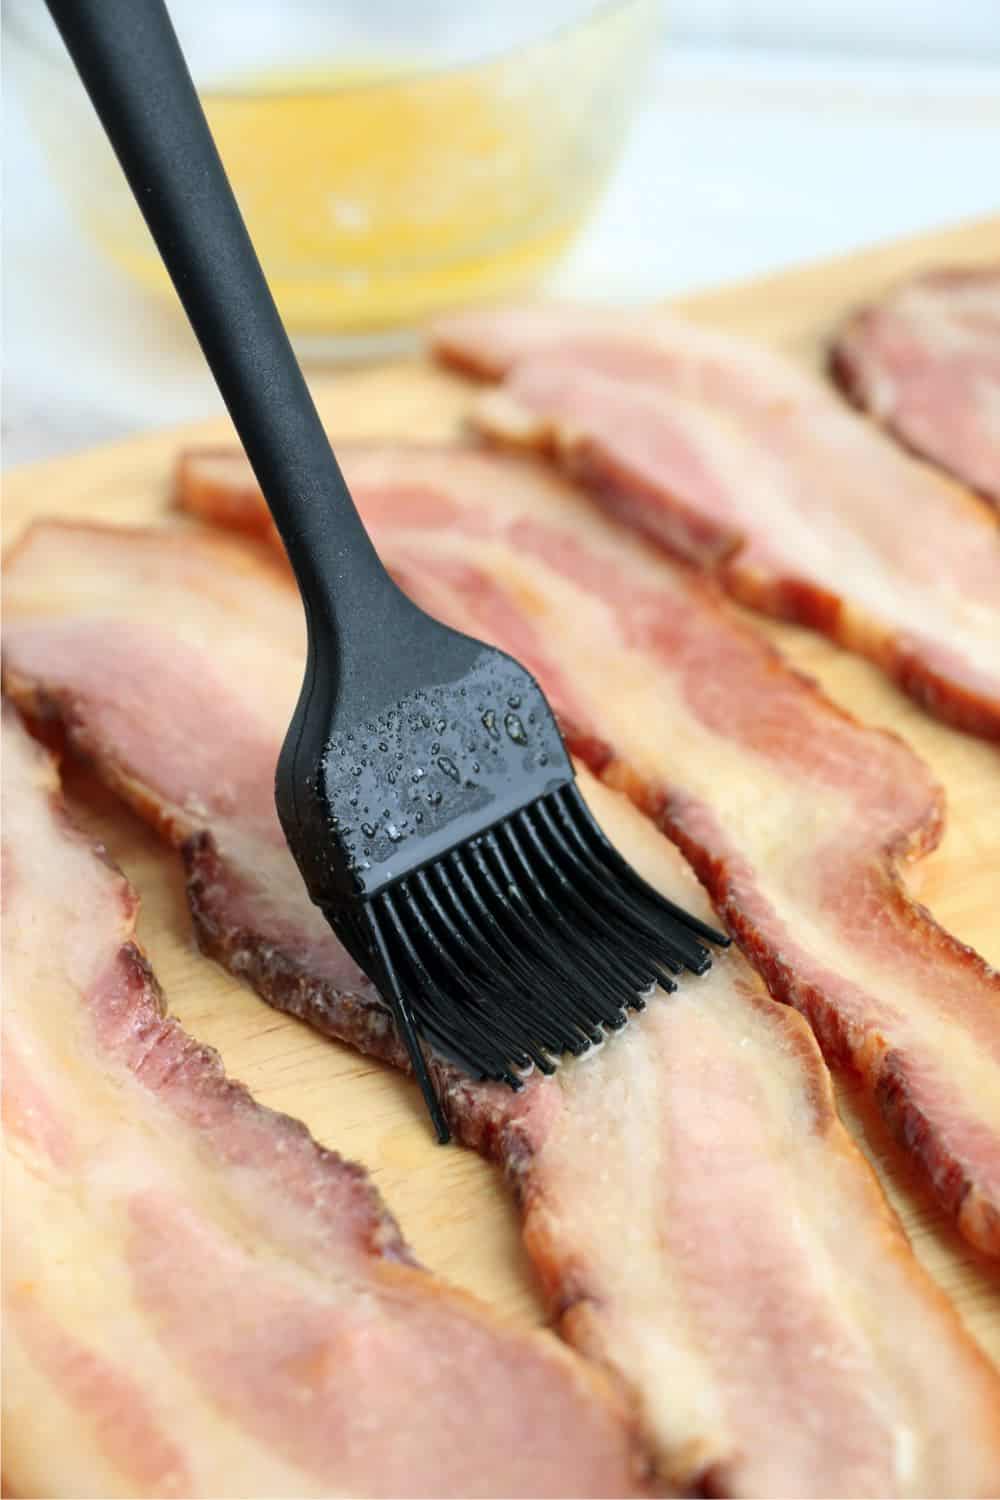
[27,3,655,338]
[196,64,590,331]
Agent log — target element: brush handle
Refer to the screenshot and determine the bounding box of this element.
[44,0,405,663]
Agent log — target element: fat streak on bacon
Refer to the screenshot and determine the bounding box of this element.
[1,705,647,1500]
[832,267,1000,512]
[431,304,1000,741]
[5,496,1000,1495]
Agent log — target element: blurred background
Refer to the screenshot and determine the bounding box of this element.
[4,0,999,466]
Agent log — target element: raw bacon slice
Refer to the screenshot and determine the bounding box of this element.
[6,513,1000,1496]
[832,267,1000,511]
[1,705,647,1500]
[5,537,1000,1500]
[173,441,1000,1257]
[432,304,1000,741]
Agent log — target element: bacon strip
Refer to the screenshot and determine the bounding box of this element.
[832,267,1000,511]
[1,704,647,1500]
[431,305,1000,741]
[172,442,1000,1255]
[5,502,1000,1494]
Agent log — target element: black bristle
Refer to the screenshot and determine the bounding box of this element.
[365,898,452,1144]
[408,872,543,1076]
[485,828,633,1032]
[515,804,666,996]
[442,852,584,1056]
[558,785,730,950]
[536,797,707,977]
[345,782,732,1141]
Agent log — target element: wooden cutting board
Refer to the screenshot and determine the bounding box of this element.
[5,216,1000,1366]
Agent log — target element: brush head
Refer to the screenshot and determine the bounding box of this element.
[336,778,729,1142]
[277,638,728,1142]
[344,779,728,1132]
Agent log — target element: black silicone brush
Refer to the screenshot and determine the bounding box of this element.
[46,0,729,1141]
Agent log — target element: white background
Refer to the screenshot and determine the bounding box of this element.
[4,3,1000,467]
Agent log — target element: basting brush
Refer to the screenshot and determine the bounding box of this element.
[46,0,729,1141]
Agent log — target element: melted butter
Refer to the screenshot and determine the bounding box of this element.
[94,59,598,334]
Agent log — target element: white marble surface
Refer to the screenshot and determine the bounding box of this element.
[4,43,1000,468]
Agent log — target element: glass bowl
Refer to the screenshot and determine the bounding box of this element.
[8,0,658,352]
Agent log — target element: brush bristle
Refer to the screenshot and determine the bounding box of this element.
[350,783,729,1141]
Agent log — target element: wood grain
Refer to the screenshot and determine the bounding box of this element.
[4,217,999,1366]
